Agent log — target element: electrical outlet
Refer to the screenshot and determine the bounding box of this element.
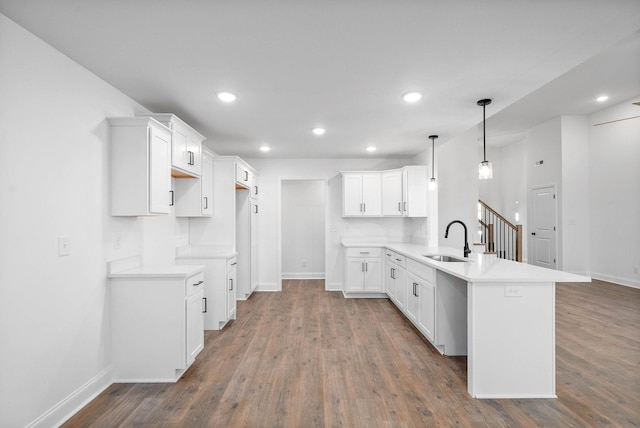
[634,266,640,275]
[301,260,307,268]
[505,285,522,298]
[58,236,71,256]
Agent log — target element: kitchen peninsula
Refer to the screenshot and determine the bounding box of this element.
[342,240,591,399]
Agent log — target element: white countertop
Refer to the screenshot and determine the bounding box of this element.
[175,245,237,260]
[107,255,205,279]
[342,241,591,284]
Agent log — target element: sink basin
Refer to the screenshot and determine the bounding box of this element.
[423,254,469,263]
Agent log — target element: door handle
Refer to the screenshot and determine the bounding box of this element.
[203,196,208,209]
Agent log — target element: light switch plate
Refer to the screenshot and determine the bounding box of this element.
[58,236,70,256]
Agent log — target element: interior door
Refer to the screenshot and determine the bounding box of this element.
[530,185,557,269]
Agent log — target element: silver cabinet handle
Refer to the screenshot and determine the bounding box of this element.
[169,190,174,206]
[203,197,208,209]
[202,297,207,313]
[365,262,368,272]
[244,170,249,181]
[360,251,370,254]
[231,262,237,266]
[403,202,407,212]
[229,278,234,290]
[193,280,204,286]
[398,202,401,212]
[361,262,365,272]
[254,205,259,214]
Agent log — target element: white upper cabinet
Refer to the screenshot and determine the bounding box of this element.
[235,161,253,189]
[109,117,172,216]
[139,114,205,178]
[342,172,382,217]
[381,169,403,216]
[401,166,428,217]
[344,166,428,218]
[174,151,214,217]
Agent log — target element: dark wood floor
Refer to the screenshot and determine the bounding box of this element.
[64,279,640,427]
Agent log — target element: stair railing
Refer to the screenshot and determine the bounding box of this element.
[478,199,522,262]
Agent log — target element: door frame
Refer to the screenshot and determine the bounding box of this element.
[528,183,559,269]
[277,177,328,290]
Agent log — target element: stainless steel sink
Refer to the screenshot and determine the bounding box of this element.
[423,254,469,262]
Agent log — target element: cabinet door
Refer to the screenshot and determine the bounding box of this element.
[382,170,403,216]
[343,174,363,216]
[418,281,435,341]
[250,201,259,292]
[227,265,237,318]
[186,288,205,366]
[405,274,420,323]
[361,173,381,216]
[171,126,189,172]
[186,134,201,175]
[363,258,383,292]
[346,258,365,291]
[236,163,251,188]
[403,166,428,217]
[385,262,396,299]
[201,153,213,215]
[394,267,406,311]
[149,126,171,214]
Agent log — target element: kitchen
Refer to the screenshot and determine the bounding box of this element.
[1,1,639,427]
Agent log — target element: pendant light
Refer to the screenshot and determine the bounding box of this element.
[428,135,438,190]
[477,98,493,180]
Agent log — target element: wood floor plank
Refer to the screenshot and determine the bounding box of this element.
[63,279,640,427]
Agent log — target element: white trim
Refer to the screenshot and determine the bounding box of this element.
[282,272,325,279]
[277,177,328,292]
[256,282,280,292]
[341,291,389,299]
[472,393,557,399]
[591,272,640,289]
[325,281,343,291]
[28,367,112,428]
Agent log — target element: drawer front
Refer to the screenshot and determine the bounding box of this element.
[407,258,434,283]
[346,247,382,258]
[385,250,395,263]
[185,272,205,297]
[228,257,238,272]
[393,253,406,267]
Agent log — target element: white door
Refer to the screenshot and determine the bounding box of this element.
[530,185,557,269]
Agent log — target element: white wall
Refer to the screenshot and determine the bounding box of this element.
[589,97,640,288]
[281,180,326,278]
[561,116,591,275]
[436,127,480,253]
[244,158,414,291]
[0,15,187,427]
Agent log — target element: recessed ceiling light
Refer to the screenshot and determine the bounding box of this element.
[596,95,609,102]
[217,91,237,102]
[312,127,326,136]
[402,91,422,103]
[259,145,271,152]
[366,146,377,152]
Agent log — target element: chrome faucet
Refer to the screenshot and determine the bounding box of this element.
[444,220,471,258]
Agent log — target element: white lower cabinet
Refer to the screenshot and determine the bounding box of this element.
[177,256,237,330]
[345,248,383,293]
[110,270,205,382]
[405,272,420,324]
[417,279,436,342]
[385,251,406,310]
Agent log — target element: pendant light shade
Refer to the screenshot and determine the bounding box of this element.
[428,135,438,190]
[477,98,493,180]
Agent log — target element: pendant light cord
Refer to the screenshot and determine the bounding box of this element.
[429,135,437,180]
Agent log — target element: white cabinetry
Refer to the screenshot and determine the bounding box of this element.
[236,161,254,190]
[139,114,205,178]
[385,251,406,310]
[109,117,172,216]
[109,268,205,382]
[345,248,383,293]
[177,255,237,330]
[406,259,436,342]
[381,166,428,217]
[342,172,382,217]
[175,151,214,217]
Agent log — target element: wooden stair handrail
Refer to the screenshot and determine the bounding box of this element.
[479,199,517,230]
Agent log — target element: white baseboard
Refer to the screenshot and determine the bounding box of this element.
[28,367,113,428]
[325,282,343,291]
[282,272,325,279]
[591,272,639,289]
[256,282,280,292]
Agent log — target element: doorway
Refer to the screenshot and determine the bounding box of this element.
[279,179,326,283]
[529,184,558,269]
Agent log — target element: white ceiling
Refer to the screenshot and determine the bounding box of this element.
[2,0,640,158]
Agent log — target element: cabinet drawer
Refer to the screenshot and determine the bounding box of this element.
[407,258,434,283]
[346,247,382,257]
[185,272,205,297]
[228,257,237,272]
[392,253,406,267]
